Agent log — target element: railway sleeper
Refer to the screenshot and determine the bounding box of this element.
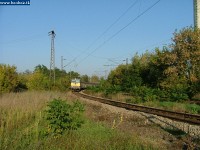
[76,92,200,125]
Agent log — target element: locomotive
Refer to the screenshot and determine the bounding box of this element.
[70,78,81,91]
[70,78,99,91]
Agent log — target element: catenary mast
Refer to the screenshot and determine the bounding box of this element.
[48,30,56,86]
[194,0,200,28]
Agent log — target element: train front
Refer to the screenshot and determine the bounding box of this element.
[71,78,81,91]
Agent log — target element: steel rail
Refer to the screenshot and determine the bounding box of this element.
[73,91,200,125]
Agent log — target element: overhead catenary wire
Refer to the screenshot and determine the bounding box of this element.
[85,0,140,51]
[77,0,161,65]
[65,0,140,67]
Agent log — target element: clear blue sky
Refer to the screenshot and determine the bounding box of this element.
[0,0,194,77]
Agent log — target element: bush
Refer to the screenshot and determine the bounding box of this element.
[87,86,102,93]
[130,85,190,102]
[45,99,84,136]
[104,85,121,96]
[167,84,189,102]
[130,86,159,102]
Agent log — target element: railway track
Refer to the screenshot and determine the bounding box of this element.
[73,91,200,125]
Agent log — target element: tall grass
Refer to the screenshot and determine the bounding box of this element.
[0,91,156,150]
[85,90,200,114]
[31,120,155,150]
[142,101,200,114]
[0,91,67,149]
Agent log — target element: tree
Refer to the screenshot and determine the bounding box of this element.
[107,54,145,92]
[148,27,200,100]
[107,64,126,86]
[26,71,49,90]
[55,67,67,79]
[16,73,28,92]
[67,71,80,80]
[91,27,200,101]
[34,64,49,76]
[54,76,70,91]
[81,75,89,82]
[172,27,200,79]
[170,27,200,98]
[0,64,19,93]
[90,75,100,83]
[130,52,151,87]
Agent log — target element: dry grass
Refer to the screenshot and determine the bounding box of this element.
[0,91,158,150]
[0,91,70,149]
[0,91,68,110]
[84,90,132,102]
[0,91,69,129]
[110,93,132,102]
[2,91,196,149]
[193,93,200,100]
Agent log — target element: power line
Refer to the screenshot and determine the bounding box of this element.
[77,0,161,65]
[85,0,139,51]
[65,0,139,67]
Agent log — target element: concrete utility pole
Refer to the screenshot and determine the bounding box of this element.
[48,30,56,86]
[194,0,200,28]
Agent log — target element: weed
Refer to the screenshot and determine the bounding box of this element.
[45,99,85,136]
[0,91,157,149]
[185,104,200,114]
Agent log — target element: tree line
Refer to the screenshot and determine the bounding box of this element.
[99,27,200,102]
[1,27,200,102]
[0,64,100,93]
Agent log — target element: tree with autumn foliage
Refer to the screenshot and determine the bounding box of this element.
[106,27,200,101]
[0,64,19,93]
[26,70,49,90]
[156,27,200,99]
[171,27,200,98]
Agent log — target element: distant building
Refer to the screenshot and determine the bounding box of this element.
[194,0,200,28]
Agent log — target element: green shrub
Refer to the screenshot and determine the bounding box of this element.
[87,86,102,93]
[158,101,174,110]
[169,91,188,102]
[185,104,200,114]
[105,85,121,94]
[165,83,189,102]
[130,86,159,102]
[45,99,84,136]
[130,85,189,102]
